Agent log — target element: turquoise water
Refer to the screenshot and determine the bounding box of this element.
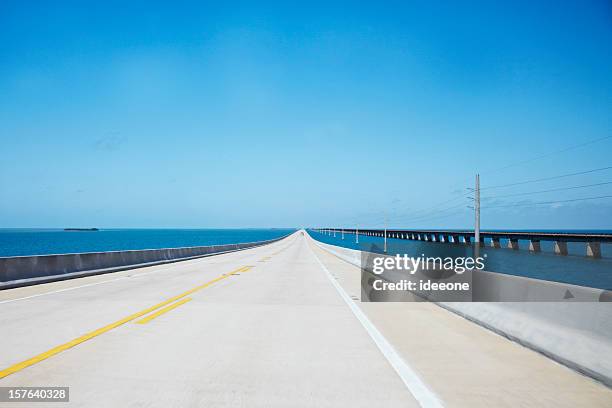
[0,229,295,257]
[307,229,612,290]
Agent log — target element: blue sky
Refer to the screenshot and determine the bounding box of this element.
[1,1,611,229]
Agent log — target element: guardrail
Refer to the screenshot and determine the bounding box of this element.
[310,237,612,387]
[0,233,292,289]
[314,228,611,258]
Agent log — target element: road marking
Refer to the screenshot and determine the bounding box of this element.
[135,297,192,324]
[0,255,225,305]
[0,277,131,305]
[308,243,444,408]
[0,265,250,379]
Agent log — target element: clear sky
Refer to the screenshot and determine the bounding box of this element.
[1,1,611,230]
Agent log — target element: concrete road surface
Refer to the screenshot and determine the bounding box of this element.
[0,231,610,407]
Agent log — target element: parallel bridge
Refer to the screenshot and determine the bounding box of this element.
[317,229,612,258]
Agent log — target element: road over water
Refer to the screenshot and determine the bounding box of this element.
[0,232,610,407]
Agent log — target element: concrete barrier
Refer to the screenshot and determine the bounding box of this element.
[310,237,612,388]
[0,234,292,290]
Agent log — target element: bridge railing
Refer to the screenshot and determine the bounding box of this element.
[0,233,293,289]
[314,229,611,258]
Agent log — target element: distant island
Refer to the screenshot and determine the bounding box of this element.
[64,228,99,231]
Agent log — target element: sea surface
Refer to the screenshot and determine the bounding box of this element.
[0,229,295,257]
[307,229,612,290]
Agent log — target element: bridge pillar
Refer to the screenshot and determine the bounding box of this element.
[424,235,429,241]
[417,234,422,240]
[554,241,568,255]
[529,240,541,252]
[431,234,437,242]
[491,238,501,248]
[508,239,519,250]
[411,233,415,240]
[440,235,446,243]
[586,242,601,258]
[463,236,471,245]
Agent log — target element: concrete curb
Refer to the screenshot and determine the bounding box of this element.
[309,235,612,388]
[0,234,291,290]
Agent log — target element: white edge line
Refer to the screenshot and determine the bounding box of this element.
[0,276,131,304]
[0,258,207,304]
[0,239,294,305]
[308,241,444,408]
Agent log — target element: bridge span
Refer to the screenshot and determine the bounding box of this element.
[0,232,610,407]
[319,228,612,257]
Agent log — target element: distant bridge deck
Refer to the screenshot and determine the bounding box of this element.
[318,229,612,257]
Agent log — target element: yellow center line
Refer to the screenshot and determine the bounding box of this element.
[135,297,192,324]
[0,264,251,379]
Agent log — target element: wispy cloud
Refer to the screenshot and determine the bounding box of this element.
[94,132,125,151]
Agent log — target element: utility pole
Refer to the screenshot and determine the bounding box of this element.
[384,213,388,253]
[475,174,481,247]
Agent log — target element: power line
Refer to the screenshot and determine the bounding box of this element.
[386,190,474,221]
[483,134,612,176]
[391,207,468,225]
[393,201,468,222]
[481,194,612,209]
[407,208,468,223]
[481,181,612,199]
[481,165,612,190]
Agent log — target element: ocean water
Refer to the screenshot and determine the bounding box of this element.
[0,229,295,257]
[307,230,612,290]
